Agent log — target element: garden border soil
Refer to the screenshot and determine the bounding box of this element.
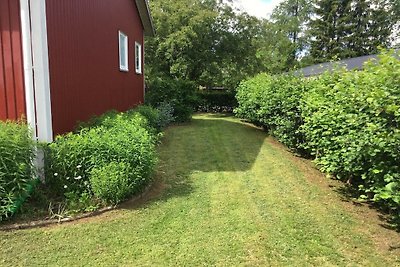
[0,182,154,231]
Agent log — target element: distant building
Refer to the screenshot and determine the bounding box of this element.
[294,50,399,77]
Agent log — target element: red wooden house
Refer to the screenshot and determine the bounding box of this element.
[0,0,154,142]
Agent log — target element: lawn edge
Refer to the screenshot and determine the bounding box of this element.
[0,180,155,232]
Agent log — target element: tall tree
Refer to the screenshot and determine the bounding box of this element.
[255,20,299,73]
[309,0,398,63]
[271,0,313,67]
[390,0,400,47]
[145,0,218,82]
[146,0,267,89]
[308,0,353,62]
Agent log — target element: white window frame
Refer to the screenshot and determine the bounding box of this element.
[119,31,129,72]
[135,42,142,74]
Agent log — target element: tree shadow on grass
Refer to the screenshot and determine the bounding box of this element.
[121,113,266,210]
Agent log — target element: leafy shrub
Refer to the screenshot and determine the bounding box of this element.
[235,73,272,126]
[196,90,238,113]
[134,103,174,131]
[0,121,36,220]
[301,52,400,213]
[45,112,157,205]
[90,162,137,204]
[156,102,175,129]
[235,50,400,221]
[75,110,119,131]
[64,190,99,214]
[235,73,307,150]
[133,105,162,132]
[145,76,198,122]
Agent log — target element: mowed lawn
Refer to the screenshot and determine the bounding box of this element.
[1,114,400,266]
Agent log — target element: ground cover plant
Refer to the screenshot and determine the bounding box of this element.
[0,121,36,221]
[1,115,399,265]
[234,50,400,224]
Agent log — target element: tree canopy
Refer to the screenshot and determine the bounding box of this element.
[146,0,267,89]
[145,0,400,88]
[309,0,398,63]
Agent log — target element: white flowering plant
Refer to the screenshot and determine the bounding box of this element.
[44,109,158,208]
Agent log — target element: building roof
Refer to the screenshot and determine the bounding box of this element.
[294,50,399,77]
[135,0,155,36]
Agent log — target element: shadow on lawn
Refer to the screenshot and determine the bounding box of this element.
[121,113,266,209]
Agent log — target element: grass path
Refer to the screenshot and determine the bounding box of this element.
[1,114,400,266]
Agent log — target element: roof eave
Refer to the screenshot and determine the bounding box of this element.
[135,0,155,37]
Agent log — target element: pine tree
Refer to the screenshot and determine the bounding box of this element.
[368,0,397,50]
[309,0,352,62]
[309,0,396,63]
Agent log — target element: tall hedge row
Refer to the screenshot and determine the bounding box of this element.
[235,73,307,150]
[235,51,400,217]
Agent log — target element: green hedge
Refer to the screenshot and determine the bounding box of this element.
[301,54,400,211]
[135,103,175,132]
[145,76,198,122]
[196,90,238,113]
[235,51,400,219]
[45,108,158,206]
[0,121,36,220]
[235,73,307,150]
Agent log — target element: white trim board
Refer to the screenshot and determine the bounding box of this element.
[20,0,37,139]
[23,0,53,142]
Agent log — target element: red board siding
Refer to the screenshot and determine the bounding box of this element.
[0,0,26,121]
[46,0,145,135]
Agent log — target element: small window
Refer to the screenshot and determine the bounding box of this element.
[119,31,128,71]
[135,42,142,74]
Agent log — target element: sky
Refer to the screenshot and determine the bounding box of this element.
[228,0,285,19]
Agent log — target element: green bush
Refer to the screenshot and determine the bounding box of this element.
[90,162,137,204]
[145,76,198,122]
[78,104,174,134]
[156,102,175,129]
[75,110,120,131]
[45,112,157,205]
[235,73,307,150]
[0,121,35,220]
[132,105,161,132]
[235,73,272,126]
[134,103,174,131]
[235,50,400,220]
[301,52,400,212]
[196,90,238,113]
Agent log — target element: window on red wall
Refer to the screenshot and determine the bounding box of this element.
[135,42,142,74]
[119,31,129,72]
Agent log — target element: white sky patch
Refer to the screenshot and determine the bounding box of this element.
[227,0,285,19]
[392,22,400,47]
